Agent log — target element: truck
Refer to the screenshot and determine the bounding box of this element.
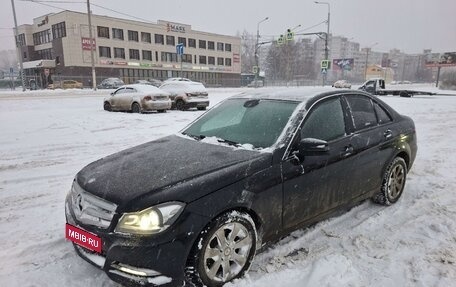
[358,78,436,97]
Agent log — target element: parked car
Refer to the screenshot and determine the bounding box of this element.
[134,79,164,88]
[247,79,264,87]
[52,80,83,89]
[164,77,191,82]
[332,80,352,88]
[65,88,416,287]
[103,84,171,113]
[159,80,209,110]
[97,78,125,89]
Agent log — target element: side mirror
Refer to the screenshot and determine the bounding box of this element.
[298,138,329,154]
[110,92,114,96]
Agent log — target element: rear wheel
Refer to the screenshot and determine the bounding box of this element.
[186,211,257,287]
[197,107,207,111]
[176,100,185,111]
[103,102,112,111]
[131,102,141,113]
[372,157,407,205]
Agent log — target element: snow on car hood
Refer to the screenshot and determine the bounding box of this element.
[76,135,270,207]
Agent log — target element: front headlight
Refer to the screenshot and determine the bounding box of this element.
[115,202,185,235]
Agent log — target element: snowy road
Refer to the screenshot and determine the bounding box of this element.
[1,87,455,287]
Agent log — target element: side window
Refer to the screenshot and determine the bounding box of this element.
[114,87,125,95]
[125,87,136,93]
[345,95,377,130]
[374,102,392,124]
[301,98,346,142]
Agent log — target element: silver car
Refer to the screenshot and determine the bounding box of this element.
[159,81,209,110]
[103,84,171,113]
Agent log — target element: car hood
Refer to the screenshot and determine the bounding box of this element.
[76,135,270,209]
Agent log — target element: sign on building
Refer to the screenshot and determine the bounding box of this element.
[176,43,184,55]
[321,60,330,69]
[81,37,96,51]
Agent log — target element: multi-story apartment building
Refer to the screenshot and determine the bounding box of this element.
[15,10,241,86]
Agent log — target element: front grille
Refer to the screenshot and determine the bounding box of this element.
[70,181,117,229]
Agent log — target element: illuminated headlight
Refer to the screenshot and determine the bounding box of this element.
[115,202,185,235]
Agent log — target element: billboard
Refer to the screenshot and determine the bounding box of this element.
[332,58,354,71]
[81,37,96,51]
[425,52,456,67]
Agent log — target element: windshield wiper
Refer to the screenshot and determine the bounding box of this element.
[216,137,240,147]
[182,132,205,141]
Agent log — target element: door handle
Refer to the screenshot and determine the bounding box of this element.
[384,129,393,139]
[341,145,354,158]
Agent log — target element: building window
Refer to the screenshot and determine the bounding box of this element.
[199,40,206,49]
[217,57,224,65]
[199,55,207,64]
[129,49,140,60]
[23,51,27,59]
[208,41,215,50]
[114,47,125,59]
[161,52,178,62]
[182,54,192,63]
[99,46,111,58]
[225,43,232,52]
[188,38,196,48]
[97,26,109,38]
[142,50,152,61]
[225,58,232,66]
[155,34,164,44]
[178,37,186,47]
[52,22,66,39]
[208,56,215,65]
[128,30,139,41]
[16,33,26,46]
[166,35,175,46]
[36,48,53,60]
[217,42,224,51]
[112,28,124,40]
[33,29,51,45]
[141,32,151,43]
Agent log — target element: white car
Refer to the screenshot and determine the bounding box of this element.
[163,77,192,83]
[332,80,352,89]
[159,81,209,110]
[103,84,171,113]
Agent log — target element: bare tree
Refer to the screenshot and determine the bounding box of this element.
[237,30,256,74]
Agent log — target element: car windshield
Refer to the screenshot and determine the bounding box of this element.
[134,85,162,93]
[183,98,299,148]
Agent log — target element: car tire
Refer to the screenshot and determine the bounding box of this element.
[186,211,257,287]
[103,102,112,112]
[197,107,206,111]
[131,103,141,113]
[157,110,166,113]
[399,91,411,98]
[176,100,185,111]
[372,157,407,205]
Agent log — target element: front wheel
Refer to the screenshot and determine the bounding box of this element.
[103,102,112,111]
[175,100,185,111]
[186,211,257,287]
[372,157,407,205]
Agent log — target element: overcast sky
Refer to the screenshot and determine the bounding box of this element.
[1,0,455,54]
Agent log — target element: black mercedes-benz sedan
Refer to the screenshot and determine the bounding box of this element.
[65,88,417,287]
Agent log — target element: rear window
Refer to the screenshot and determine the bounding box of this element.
[345,95,377,130]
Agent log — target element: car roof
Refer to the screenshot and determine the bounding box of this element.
[231,87,375,109]
[121,84,165,93]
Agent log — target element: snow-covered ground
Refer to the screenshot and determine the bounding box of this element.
[0,87,455,287]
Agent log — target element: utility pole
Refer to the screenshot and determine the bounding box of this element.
[11,0,26,91]
[314,2,330,86]
[255,17,269,88]
[87,0,96,90]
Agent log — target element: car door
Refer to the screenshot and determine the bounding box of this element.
[118,87,136,110]
[343,94,394,198]
[110,87,126,110]
[281,96,356,230]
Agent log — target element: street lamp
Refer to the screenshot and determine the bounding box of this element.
[255,17,269,88]
[364,42,378,81]
[314,1,330,86]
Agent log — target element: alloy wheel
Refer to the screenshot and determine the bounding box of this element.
[387,164,405,199]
